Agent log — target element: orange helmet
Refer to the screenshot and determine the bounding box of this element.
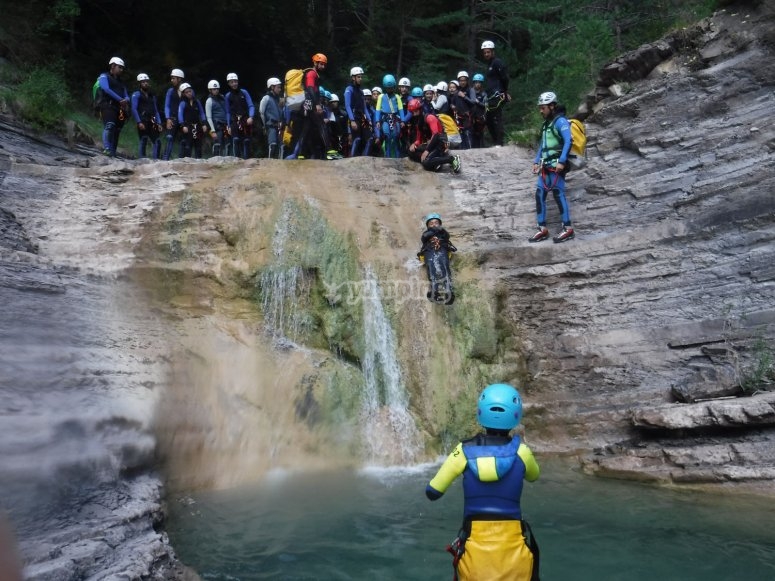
[312,53,328,64]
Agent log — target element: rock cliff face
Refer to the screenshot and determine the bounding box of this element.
[452,5,775,491]
[1,3,774,579]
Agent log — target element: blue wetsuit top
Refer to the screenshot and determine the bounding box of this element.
[98,73,128,106]
[225,88,255,120]
[131,90,161,124]
[427,433,540,520]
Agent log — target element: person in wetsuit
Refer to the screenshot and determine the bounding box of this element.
[131,73,162,159]
[97,57,129,156]
[426,383,540,581]
[529,91,575,244]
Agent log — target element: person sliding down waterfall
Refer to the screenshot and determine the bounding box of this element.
[426,383,541,581]
[417,213,456,304]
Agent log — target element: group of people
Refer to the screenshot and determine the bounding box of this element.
[93,40,510,167]
[94,59,261,160]
[95,38,575,242]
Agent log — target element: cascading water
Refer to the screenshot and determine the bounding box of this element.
[259,200,309,343]
[360,265,422,464]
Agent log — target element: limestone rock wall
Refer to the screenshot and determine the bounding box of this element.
[448,5,775,489]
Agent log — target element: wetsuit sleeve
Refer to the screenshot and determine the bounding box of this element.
[496,58,509,93]
[99,74,125,103]
[164,88,173,120]
[518,443,540,482]
[177,101,185,125]
[426,443,467,499]
[344,87,355,121]
[420,228,437,244]
[205,98,215,131]
[154,97,162,125]
[258,95,268,126]
[131,91,141,123]
[374,95,383,137]
[243,89,256,117]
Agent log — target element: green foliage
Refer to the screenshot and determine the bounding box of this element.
[740,338,775,394]
[6,67,70,129]
[256,198,365,363]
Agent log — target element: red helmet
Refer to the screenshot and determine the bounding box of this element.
[312,53,328,64]
[407,99,422,113]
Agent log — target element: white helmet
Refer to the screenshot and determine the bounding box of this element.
[449,80,459,88]
[208,80,220,89]
[398,77,411,87]
[179,83,192,92]
[457,71,469,79]
[481,40,495,50]
[350,66,364,76]
[170,68,185,79]
[436,81,448,92]
[136,73,150,82]
[423,84,434,93]
[372,86,382,94]
[266,77,281,89]
[362,88,372,96]
[226,73,238,81]
[109,57,125,67]
[538,91,557,105]
[329,93,340,102]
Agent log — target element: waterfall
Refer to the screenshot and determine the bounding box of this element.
[360,265,422,465]
[259,200,308,344]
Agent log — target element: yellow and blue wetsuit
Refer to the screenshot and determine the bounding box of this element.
[427,433,540,581]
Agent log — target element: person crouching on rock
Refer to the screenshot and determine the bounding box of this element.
[426,383,541,581]
[407,99,461,173]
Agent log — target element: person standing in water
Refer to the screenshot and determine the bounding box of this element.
[426,383,540,580]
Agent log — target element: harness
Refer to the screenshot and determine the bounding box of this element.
[486,91,506,111]
[539,163,562,191]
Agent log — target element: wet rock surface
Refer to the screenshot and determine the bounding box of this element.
[0,119,202,579]
[1,4,775,578]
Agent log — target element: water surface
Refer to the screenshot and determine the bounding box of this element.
[166,460,775,580]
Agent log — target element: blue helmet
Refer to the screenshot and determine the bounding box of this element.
[424,212,442,226]
[477,384,523,430]
[472,73,485,83]
[411,86,423,98]
[382,74,397,89]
